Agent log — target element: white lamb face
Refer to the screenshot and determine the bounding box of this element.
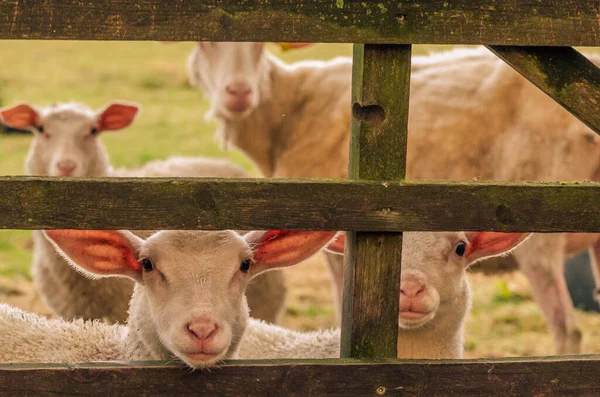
[28,109,103,177]
[139,231,253,368]
[0,102,139,177]
[399,232,470,329]
[187,42,270,120]
[398,232,530,330]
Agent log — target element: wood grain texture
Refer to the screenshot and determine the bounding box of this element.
[2,356,600,396]
[0,177,598,232]
[488,46,600,136]
[0,1,599,45]
[341,44,411,359]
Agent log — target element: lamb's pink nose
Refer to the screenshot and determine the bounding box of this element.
[186,319,218,341]
[400,280,426,299]
[225,82,252,98]
[57,160,77,176]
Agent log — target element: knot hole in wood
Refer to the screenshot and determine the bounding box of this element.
[352,102,386,126]
[495,204,513,225]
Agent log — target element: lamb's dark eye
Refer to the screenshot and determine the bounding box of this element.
[240,259,251,273]
[37,125,44,133]
[141,258,154,271]
[90,127,98,135]
[455,241,467,257]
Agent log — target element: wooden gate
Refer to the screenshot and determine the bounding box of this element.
[0,1,599,395]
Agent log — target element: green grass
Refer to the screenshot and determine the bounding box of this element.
[0,230,31,279]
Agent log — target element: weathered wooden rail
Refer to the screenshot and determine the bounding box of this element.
[1,0,599,46]
[3,356,600,397]
[1,1,600,395]
[1,178,597,232]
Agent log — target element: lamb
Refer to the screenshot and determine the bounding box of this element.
[187,43,600,354]
[0,102,287,324]
[0,229,334,366]
[238,231,530,359]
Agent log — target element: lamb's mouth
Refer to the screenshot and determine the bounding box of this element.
[398,310,435,328]
[179,350,226,368]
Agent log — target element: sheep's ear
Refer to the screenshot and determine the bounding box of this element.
[464,232,531,265]
[244,230,336,275]
[96,102,140,132]
[43,230,144,281]
[324,232,345,255]
[0,103,39,129]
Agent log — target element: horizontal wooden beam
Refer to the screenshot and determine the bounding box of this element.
[2,356,600,396]
[488,46,600,136]
[0,177,598,232]
[1,1,599,46]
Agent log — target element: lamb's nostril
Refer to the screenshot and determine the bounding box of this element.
[400,283,427,299]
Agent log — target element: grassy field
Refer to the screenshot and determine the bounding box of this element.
[1,40,599,359]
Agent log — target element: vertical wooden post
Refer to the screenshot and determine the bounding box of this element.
[341,44,412,358]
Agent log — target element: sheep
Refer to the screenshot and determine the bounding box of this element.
[186,43,600,354]
[237,231,530,359]
[0,102,287,325]
[0,229,334,367]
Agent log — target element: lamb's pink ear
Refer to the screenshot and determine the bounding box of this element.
[96,102,140,132]
[43,230,144,281]
[0,103,39,129]
[324,232,345,255]
[244,230,337,274]
[464,232,531,264]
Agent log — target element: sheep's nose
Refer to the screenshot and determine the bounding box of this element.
[57,160,77,176]
[400,280,426,299]
[225,82,252,98]
[186,319,218,341]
